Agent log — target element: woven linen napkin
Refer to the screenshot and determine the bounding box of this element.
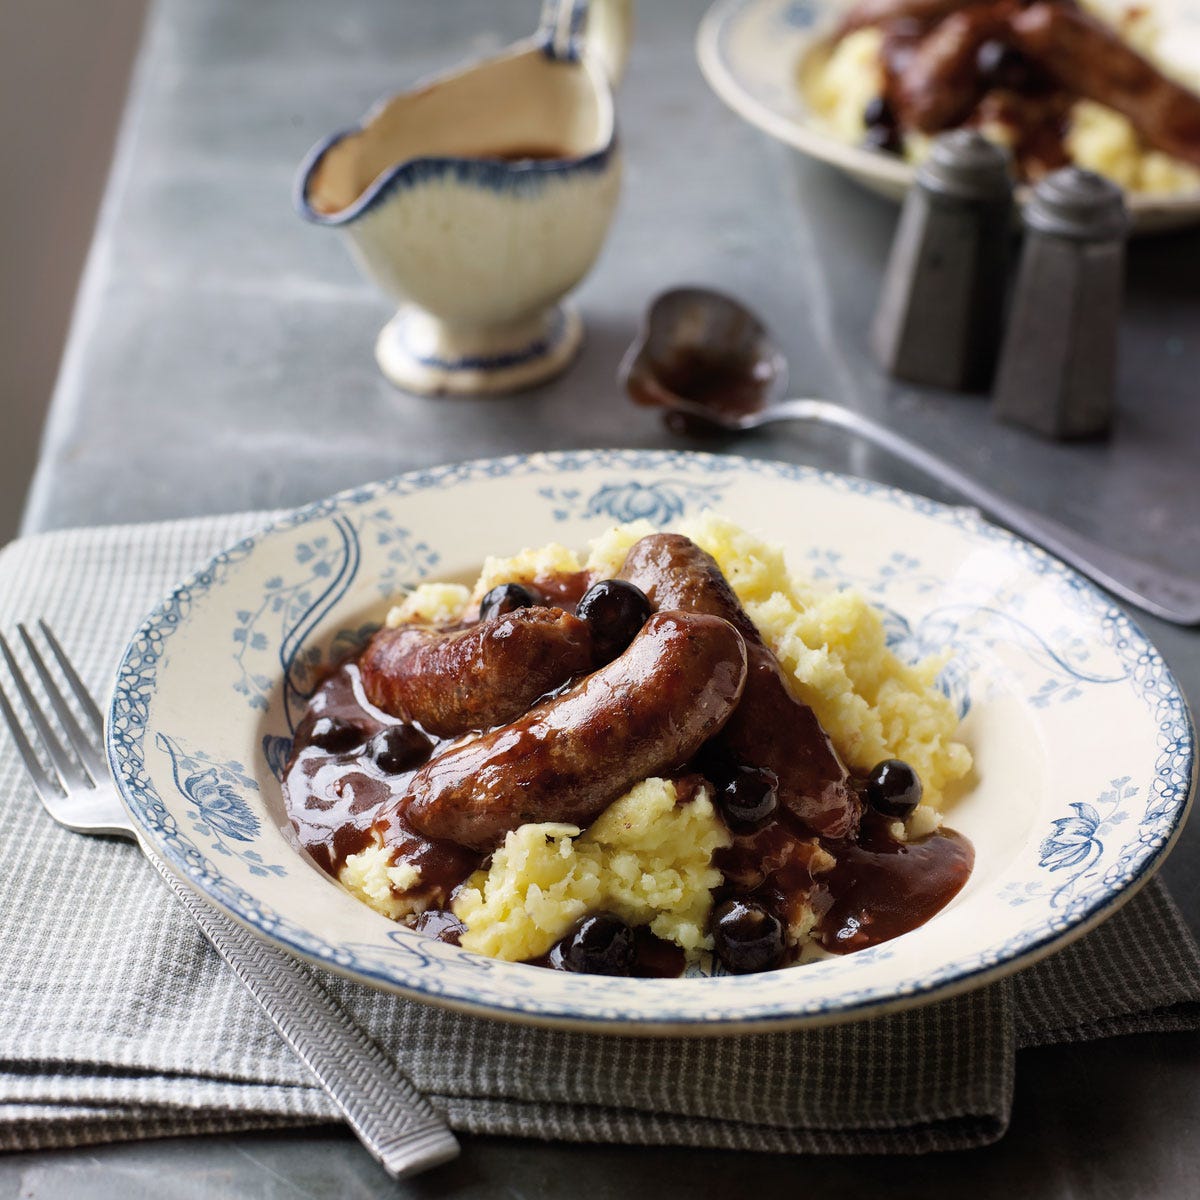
[1,514,1198,1155]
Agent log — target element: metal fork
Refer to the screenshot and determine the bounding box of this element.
[0,621,459,1179]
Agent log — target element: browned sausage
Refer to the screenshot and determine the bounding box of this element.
[892,1,1017,131]
[838,0,980,38]
[619,534,861,839]
[398,611,748,851]
[360,607,594,738]
[1011,4,1200,167]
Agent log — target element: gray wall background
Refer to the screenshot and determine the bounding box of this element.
[0,0,149,541]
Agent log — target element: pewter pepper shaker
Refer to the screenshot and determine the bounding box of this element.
[871,130,1013,391]
[992,168,1129,440]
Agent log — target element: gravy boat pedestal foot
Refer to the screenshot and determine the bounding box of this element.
[377,303,583,395]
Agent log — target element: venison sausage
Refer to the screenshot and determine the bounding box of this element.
[360,607,593,738]
[892,1,1017,131]
[838,0,981,37]
[1011,3,1200,167]
[619,534,861,838]
[400,611,748,851]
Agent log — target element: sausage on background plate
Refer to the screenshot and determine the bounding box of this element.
[1011,3,1200,167]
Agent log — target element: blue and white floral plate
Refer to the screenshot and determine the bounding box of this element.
[697,0,1200,234]
[106,451,1195,1033]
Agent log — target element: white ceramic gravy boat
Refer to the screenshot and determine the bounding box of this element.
[296,1,630,395]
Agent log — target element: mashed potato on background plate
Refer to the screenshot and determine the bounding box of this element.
[345,516,972,962]
[805,14,1200,197]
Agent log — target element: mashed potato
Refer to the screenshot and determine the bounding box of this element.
[1065,100,1200,195]
[340,833,426,921]
[364,516,972,960]
[387,581,471,627]
[805,19,1200,197]
[452,779,732,962]
[807,28,887,146]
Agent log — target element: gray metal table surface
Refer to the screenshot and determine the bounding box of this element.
[7,0,1200,1196]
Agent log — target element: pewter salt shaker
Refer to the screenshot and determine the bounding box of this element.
[871,130,1013,391]
[992,168,1129,440]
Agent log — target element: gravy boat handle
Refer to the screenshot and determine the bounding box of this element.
[538,0,633,85]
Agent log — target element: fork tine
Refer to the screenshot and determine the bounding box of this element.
[38,621,104,739]
[17,623,106,778]
[0,675,67,801]
[0,632,93,788]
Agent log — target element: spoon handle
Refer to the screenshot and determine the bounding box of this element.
[769,399,1200,626]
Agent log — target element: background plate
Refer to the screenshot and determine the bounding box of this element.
[697,0,1200,234]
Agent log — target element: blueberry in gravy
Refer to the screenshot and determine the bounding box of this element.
[716,764,780,830]
[479,581,542,621]
[865,758,923,820]
[575,578,652,663]
[306,714,367,755]
[550,914,636,976]
[712,898,786,974]
[367,724,434,774]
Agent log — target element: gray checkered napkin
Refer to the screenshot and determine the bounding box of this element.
[0,515,1197,1154]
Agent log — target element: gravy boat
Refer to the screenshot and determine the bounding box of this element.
[296,1,630,395]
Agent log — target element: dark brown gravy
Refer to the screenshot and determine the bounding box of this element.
[479,144,574,163]
[286,665,393,871]
[529,570,592,609]
[818,813,974,953]
[415,908,467,945]
[284,663,478,899]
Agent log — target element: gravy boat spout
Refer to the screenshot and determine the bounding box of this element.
[296,1,630,395]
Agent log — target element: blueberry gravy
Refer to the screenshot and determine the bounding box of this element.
[819,811,974,953]
[283,568,973,975]
[285,664,479,900]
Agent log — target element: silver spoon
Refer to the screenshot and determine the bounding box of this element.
[620,286,1200,627]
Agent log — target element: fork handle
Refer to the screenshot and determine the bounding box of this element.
[141,842,460,1179]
